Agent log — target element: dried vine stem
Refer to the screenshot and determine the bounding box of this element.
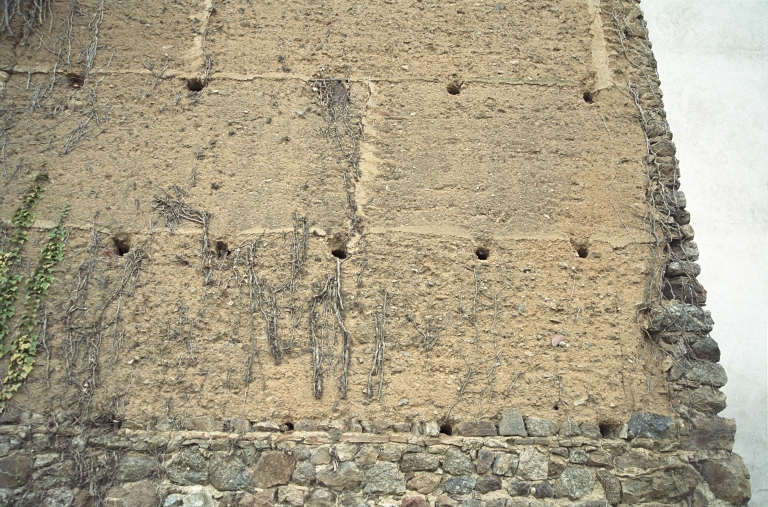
[335,258,351,400]
[104,245,149,363]
[606,0,678,314]
[63,259,96,395]
[446,351,503,420]
[309,258,351,399]
[252,215,309,365]
[61,209,149,416]
[256,281,283,364]
[311,68,361,179]
[151,185,212,283]
[57,0,114,156]
[81,0,104,74]
[311,67,363,238]
[28,50,61,112]
[201,28,213,85]
[604,0,713,412]
[308,279,330,399]
[142,55,170,97]
[231,240,262,388]
[404,298,449,351]
[0,0,52,39]
[365,288,388,402]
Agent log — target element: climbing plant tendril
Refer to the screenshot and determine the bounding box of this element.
[0,173,48,358]
[0,203,69,409]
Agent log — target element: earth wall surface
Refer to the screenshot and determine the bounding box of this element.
[0,0,751,505]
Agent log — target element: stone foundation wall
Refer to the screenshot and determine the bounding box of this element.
[0,409,751,506]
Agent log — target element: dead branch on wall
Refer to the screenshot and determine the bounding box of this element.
[39,308,51,387]
[0,1,116,176]
[233,240,264,392]
[0,0,52,39]
[81,0,104,74]
[62,225,149,417]
[151,186,213,284]
[141,56,170,97]
[63,259,98,412]
[288,214,309,292]
[446,351,503,420]
[46,428,122,507]
[151,186,209,232]
[309,280,330,399]
[404,298,449,351]
[309,258,351,399]
[57,0,114,155]
[201,28,213,86]
[335,258,351,400]
[103,246,149,363]
[456,264,508,348]
[606,0,675,313]
[311,68,361,179]
[311,67,364,238]
[365,288,388,402]
[256,280,283,364]
[28,50,61,112]
[252,214,309,365]
[490,286,507,348]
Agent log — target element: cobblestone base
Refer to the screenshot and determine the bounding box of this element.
[0,409,751,506]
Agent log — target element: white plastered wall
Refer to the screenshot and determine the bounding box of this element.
[642,1,768,503]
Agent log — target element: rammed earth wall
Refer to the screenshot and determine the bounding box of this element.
[0,0,753,504]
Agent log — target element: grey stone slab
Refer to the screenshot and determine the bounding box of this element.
[499,409,527,437]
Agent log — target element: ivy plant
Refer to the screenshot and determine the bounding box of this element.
[0,203,69,408]
[0,173,48,358]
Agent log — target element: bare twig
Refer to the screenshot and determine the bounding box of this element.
[142,55,170,97]
[365,289,388,402]
[608,197,636,243]
[404,298,449,351]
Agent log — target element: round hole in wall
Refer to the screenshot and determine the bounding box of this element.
[583,91,594,103]
[113,237,131,256]
[599,423,619,438]
[439,423,453,436]
[215,241,230,258]
[67,73,85,88]
[475,247,490,260]
[553,404,560,411]
[446,82,461,95]
[577,247,589,258]
[187,77,206,92]
[332,247,347,260]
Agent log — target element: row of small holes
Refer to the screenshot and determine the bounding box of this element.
[449,82,594,104]
[331,247,491,260]
[183,79,591,100]
[439,422,620,437]
[118,240,585,262]
[192,79,458,95]
[331,247,589,259]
